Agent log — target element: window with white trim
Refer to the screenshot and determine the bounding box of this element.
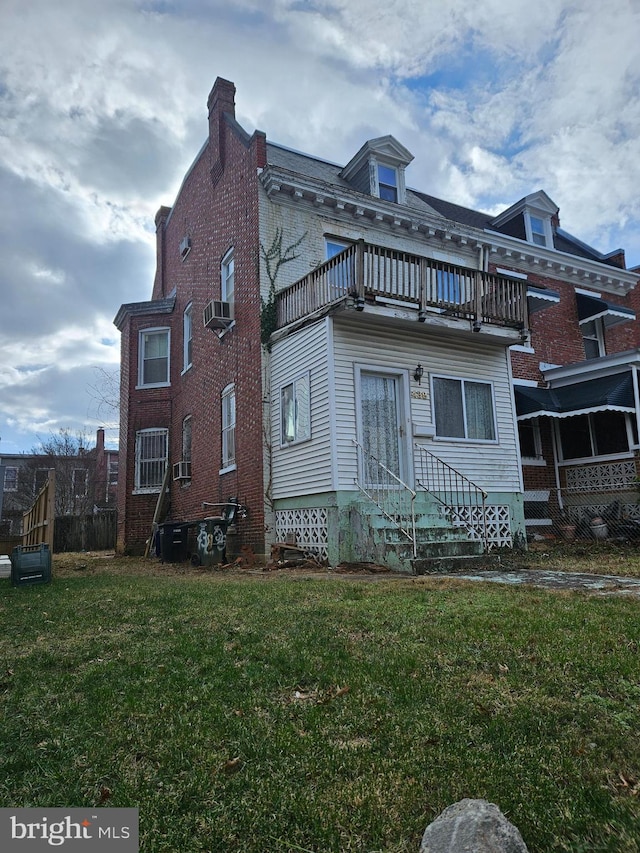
[432,376,496,441]
[281,372,311,446]
[524,211,552,248]
[183,303,193,371]
[222,249,234,306]
[134,428,168,491]
[377,164,398,202]
[139,328,170,387]
[221,384,236,469]
[518,419,543,461]
[581,318,605,360]
[558,411,631,461]
[3,466,18,491]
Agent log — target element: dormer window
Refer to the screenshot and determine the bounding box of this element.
[492,191,558,251]
[340,135,413,207]
[377,164,398,202]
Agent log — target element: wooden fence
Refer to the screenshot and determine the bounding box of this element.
[22,469,55,550]
[54,510,117,552]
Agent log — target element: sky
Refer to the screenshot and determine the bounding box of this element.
[1,0,639,454]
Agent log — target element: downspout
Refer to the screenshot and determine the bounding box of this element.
[631,366,640,477]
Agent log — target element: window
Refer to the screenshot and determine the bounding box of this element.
[221,384,236,469]
[436,268,462,304]
[222,249,235,306]
[377,164,398,202]
[325,238,353,291]
[524,210,551,248]
[558,411,630,461]
[529,216,547,246]
[134,428,168,491]
[108,459,118,487]
[3,467,18,491]
[183,304,193,371]
[518,419,542,461]
[581,318,605,360]
[182,415,192,464]
[72,468,88,498]
[281,372,311,446]
[139,328,170,387]
[432,377,496,441]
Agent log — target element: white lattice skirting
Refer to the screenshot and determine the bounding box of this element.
[275,508,329,559]
[565,460,636,492]
[451,504,513,549]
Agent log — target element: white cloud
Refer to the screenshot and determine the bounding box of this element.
[1,0,640,451]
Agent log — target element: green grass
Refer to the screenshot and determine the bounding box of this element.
[1,561,639,852]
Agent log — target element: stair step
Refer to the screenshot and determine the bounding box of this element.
[411,553,498,575]
[415,539,484,559]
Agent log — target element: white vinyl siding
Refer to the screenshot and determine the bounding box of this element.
[271,320,332,497]
[331,316,521,492]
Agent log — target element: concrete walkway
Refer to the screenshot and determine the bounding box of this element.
[439,568,640,597]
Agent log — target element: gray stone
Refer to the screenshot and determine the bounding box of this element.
[420,799,529,853]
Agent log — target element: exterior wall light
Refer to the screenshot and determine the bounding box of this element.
[413,364,424,384]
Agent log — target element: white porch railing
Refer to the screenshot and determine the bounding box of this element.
[353,439,416,557]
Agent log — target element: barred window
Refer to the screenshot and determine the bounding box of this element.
[135,429,168,491]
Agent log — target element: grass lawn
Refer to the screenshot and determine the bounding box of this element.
[0,552,639,852]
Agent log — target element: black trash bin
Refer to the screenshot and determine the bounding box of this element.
[158,521,192,563]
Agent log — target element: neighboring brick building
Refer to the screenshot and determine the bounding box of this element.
[0,428,118,535]
[114,77,640,564]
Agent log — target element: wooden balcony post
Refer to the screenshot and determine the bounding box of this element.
[355,239,365,310]
[473,271,483,332]
[418,256,427,321]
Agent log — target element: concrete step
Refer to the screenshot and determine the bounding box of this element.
[411,552,498,575]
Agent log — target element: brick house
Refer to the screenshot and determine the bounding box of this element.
[114,77,640,565]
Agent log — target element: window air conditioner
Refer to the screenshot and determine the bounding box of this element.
[179,236,191,258]
[172,461,192,481]
[203,299,233,329]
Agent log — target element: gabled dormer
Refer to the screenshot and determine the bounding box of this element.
[491,190,560,249]
[340,135,414,205]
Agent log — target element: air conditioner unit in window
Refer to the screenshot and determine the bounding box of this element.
[179,236,191,258]
[203,299,233,330]
[172,461,192,481]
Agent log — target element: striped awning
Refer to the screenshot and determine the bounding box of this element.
[515,372,635,420]
[576,293,635,328]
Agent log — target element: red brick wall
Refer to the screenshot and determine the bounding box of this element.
[118,79,266,556]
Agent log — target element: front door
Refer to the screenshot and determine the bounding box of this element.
[359,371,406,483]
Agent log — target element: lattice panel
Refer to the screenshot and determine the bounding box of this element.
[451,504,513,549]
[275,508,329,559]
[565,461,636,492]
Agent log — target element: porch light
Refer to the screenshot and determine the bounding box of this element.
[413,364,424,384]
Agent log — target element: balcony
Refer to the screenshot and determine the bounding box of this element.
[276,240,528,332]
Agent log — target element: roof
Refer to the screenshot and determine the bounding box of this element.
[266,144,628,270]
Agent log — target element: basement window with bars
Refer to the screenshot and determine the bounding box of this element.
[134,428,169,492]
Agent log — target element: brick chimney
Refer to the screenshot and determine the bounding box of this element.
[207,77,236,174]
[153,205,172,297]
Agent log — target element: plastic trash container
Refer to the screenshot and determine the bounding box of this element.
[11,544,52,586]
[158,521,192,563]
[195,517,229,566]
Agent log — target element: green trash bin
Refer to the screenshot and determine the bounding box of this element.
[195,517,229,566]
[11,544,52,586]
